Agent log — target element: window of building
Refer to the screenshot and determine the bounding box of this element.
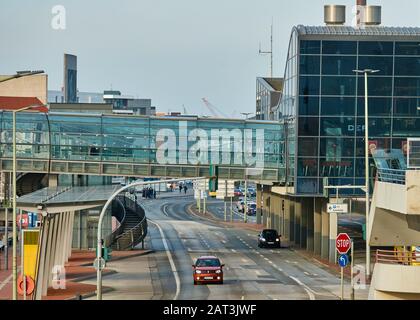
[298,137,318,156]
[299,76,320,95]
[394,77,420,96]
[299,96,319,116]
[322,41,357,55]
[393,98,420,116]
[321,76,356,96]
[358,41,394,55]
[358,56,394,76]
[357,97,392,116]
[395,42,420,56]
[357,76,393,96]
[320,117,355,137]
[300,55,321,75]
[395,57,420,76]
[322,56,357,75]
[300,40,321,54]
[298,117,319,136]
[321,97,356,116]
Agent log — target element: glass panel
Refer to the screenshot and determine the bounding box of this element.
[321,97,356,116]
[299,76,320,96]
[357,98,392,116]
[320,117,355,137]
[297,178,318,194]
[395,57,420,76]
[357,76,393,96]
[358,41,394,55]
[298,117,319,136]
[299,96,319,116]
[320,138,354,157]
[300,40,321,54]
[322,41,357,55]
[297,158,318,177]
[355,118,391,137]
[395,42,420,55]
[393,98,420,116]
[393,118,420,137]
[300,55,320,75]
[322,56,357,75]
[319,158,354,177]
[394,78,420,97]
[358,56,393,76]
[298,137,318,156]
[321,76,356,96]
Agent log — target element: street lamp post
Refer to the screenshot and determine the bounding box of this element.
[96,177,206,300]
[353,69,379,280]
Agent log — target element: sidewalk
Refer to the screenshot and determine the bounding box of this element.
[0,248,152,300]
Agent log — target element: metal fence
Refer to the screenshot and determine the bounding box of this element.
[408,138,420,169]
[377,168,406,185]
[376,249,420,266]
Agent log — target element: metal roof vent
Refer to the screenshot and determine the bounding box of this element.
[364,6,382,25]
[324,5,346,25]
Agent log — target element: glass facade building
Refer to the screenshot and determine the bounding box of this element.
[276,25,420,196]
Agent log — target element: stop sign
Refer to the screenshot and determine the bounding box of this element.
[336,233,351,254]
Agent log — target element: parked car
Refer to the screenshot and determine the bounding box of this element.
[247,188,256,197]
[192,256,224,285]
[234,188,243,197]
[247,202,257,216]
[258,229,281,248]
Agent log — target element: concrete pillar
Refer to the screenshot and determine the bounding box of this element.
[42,215,56,296]
[66,212,74,262]
[35,215,50,300]
[314,198,322,255]
[289,200,295,244]
[300,199,308,249]
[329,212,338,264]
[306,198,314,252]
[321,202,329,260]
[48,174,59,187]
[294,198,302,247]
[256,185,262,225]
[282,197,291,247]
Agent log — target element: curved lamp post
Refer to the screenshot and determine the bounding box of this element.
[96,177,206,300]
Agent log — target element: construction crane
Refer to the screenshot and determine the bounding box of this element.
[201,98,229,118]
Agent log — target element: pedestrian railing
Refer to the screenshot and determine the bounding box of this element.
[112,196,148,250]
[376,249,420,266]
[377,168,407,185]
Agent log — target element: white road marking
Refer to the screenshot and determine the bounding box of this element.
[231,249,237,253]
[149,220,181,301]
[289,276,316,300]
[0,274,12,291]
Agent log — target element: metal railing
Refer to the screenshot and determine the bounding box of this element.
[112,196,148,250]
[376,249,420,266]
[377,168,406,185]
[105,197,127,247]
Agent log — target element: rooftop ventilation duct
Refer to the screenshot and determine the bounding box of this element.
[324,5,346,25]
[364,6,382,25]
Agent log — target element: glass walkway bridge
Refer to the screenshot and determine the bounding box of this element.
[0,111,289,182]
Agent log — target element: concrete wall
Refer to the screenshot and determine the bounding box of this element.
[0,75,48,104]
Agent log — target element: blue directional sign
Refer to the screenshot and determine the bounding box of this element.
[338,254,349,268]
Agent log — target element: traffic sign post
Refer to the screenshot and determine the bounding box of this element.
[336,233,351,300]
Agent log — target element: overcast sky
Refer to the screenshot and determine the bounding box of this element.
[1,0,419,116]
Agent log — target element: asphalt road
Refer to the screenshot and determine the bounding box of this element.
[86,192,356,300]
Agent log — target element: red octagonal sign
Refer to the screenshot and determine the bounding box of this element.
[336,233,351,254]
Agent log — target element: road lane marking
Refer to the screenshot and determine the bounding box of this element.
[288,276,316,300]
[231,249,237,253]
[148,219,181,301]
[0,274,12,291]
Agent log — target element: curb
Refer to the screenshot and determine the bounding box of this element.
[65,287,115,300]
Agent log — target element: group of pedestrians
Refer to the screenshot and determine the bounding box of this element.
[179,183,188,194]
[142,187,156,199]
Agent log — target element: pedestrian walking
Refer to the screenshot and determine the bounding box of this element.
[184,185,188,194]
[179,184,183,193]
[153,189,157,199]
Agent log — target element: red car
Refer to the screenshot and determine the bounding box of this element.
[192,256,224,285]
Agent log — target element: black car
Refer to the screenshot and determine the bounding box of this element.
[258,229,281,248]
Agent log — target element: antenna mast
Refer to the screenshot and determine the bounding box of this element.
[259,20,273,77]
